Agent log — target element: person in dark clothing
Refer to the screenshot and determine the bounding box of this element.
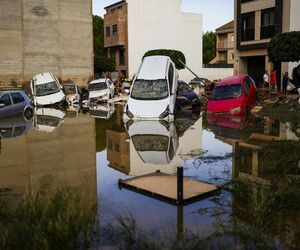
[282,72,289,94]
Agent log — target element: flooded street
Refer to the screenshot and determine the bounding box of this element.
[0,104,300,249]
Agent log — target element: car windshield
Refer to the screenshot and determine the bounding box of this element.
[88,82,107,91]
[131,79,168,100]
[63,85,76,94]
[211,84,242,100]
[35,81,60,97]
[132,135,169,151]
[178,81,193,94]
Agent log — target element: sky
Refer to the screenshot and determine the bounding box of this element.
[93,0,234,32]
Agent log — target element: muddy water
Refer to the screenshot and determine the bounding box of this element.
[0,104,299,249]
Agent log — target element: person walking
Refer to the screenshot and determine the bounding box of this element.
[282,72,289,94]
[270,70,276,92]
[263,71,269,89]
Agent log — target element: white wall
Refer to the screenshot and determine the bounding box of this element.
[127,0,203,82]
[201,68,234,81]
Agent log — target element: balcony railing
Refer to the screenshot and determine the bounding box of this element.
[242,28,255,41]
[260,25,275,39]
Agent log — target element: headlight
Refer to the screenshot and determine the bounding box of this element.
[125,105,134,118]
[230,107,241,114]
[159,105,170,119]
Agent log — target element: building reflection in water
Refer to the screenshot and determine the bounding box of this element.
[208,114,300,248]
[0,111,97,206]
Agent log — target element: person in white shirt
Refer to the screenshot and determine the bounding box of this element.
[263,71,269,88]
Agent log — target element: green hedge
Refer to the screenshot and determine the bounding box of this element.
[268,31,300,63]
[94,55,115,73]
[143,49,186,70]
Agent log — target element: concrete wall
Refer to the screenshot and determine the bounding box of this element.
[127,0,203,82]
[0,0,93,87]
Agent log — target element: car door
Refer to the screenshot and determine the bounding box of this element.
[245,77,256,107]
[10,92,26,116]
[0,94,13,118]
[243,77,253,108]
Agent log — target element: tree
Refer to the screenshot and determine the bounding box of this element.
[143,49,186,70]
[93,15,115,73]
[268,31,300,64]
[203,32,216,64]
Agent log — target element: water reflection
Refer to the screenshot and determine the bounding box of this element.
[0,114,32,139]
[34,107,65,133]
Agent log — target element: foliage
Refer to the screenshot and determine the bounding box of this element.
[0,187,97,250]
[93,15,115,73]
[203,32,216,64]
[268,31,300,63]
[143,49,186,70]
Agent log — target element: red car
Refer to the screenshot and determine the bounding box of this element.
[206,75,257,116]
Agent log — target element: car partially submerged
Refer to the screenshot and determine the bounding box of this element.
[0,90,33,120]
[176,80,200,110]
[88,78,115,103]
[63,84,80,105]
[124,56,178,121]
[30,72,65,106]
[207,75,257,116]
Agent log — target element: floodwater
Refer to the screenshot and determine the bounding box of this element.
[0,104,300,249]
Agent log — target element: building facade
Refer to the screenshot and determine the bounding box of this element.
[234,0,300,86]
[104,0,203,81]
[210,21,235,65]
[0,0,93,87]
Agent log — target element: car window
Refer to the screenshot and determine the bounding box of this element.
[178,82,192,94]
[11,93,25,104]
[244,78,251,95]
[168,64,174,94]
[0,94,12,107]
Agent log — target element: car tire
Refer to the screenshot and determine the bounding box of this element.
[24,107,33,120]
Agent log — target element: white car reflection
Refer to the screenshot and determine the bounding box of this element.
[89,103,115,120]
[34,108,65,133]
[0,115,32,138]
[126,120,179,165]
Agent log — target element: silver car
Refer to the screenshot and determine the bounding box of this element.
[0,90,33,119]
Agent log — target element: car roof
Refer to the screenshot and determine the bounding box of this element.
[89,78,107,84]
[0,90,25,95]
[33,72,56,85]
[137,56,170,80]
[217,75,246,87]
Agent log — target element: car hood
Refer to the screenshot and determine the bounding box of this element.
[127,97,170,119]
[89,89,108,99]
[35,91,65,106]
[207,97,244,114]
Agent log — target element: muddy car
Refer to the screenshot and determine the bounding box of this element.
[0,90,33,120]
[63,84,80,105]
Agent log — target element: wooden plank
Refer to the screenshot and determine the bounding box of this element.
[118,172,220,205]
[249,133,282,142]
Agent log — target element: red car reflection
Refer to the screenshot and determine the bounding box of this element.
[206,75,257,116]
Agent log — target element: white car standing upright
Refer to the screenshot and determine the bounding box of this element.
[123,56,178,121]
[88,78,115,103]
[30,72,65,106]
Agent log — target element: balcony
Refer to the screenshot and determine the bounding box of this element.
[260,25,275,39]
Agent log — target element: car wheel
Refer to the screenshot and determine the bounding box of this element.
[24,107,33,120]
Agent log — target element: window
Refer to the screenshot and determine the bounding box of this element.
[11,93,25,104]
[131,79,168,100]
[231,53,234,60]
[0,94,11,107]
[110,50,116,61]
[106,26,110,37]
[119,48,125,65]
[241,13,255,41]
[112,24,118,35]
[261,8,275,39]
[168,64,174,94]
[211,84,242,100]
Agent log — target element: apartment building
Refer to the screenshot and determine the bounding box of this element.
[104,0,202,81]
[210,21,234,65]
[234,0,300,86]
[104,1,128,77]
